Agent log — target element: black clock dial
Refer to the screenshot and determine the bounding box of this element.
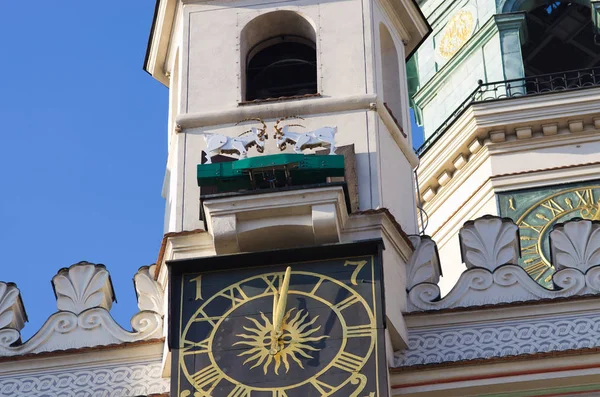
[168,241,387,397]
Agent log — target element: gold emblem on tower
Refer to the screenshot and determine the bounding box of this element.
[437,8,476,60]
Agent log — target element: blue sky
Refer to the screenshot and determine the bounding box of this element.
[0,1,424,339]
[0,2,167,337]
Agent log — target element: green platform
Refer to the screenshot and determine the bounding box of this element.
[197,154,345,193]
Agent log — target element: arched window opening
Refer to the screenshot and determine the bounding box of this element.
[379,24,403,125]
[522,2,598,76]
[241,11,318,101]
[246,36,317,101]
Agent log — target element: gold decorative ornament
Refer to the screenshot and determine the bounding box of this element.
[437,8,476,60]
[234,308,328,375]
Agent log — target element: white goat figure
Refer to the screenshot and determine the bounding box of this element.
[274,116,337,155]
[203,118,267,164]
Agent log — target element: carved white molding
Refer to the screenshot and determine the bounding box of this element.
[52,262,114,315]
[459,216,519,271]
[0,360,169,396]
[203,186,348,254]
[134,265,164,315]
[406,236,441,290]
[407,265,592,311]
[550,220,600,272]
[0,262,164,357]
[408,218,600,311]
[0,308,162,356]
[395,312,600,367]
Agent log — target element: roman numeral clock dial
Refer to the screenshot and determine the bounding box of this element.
[168,241,387,397]
[498,183,600,287]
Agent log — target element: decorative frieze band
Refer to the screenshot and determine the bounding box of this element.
[0,360,169,396]
[394,311,600,367]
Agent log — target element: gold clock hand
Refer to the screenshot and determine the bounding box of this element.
[270,267,291,355]
[274,267,291,333]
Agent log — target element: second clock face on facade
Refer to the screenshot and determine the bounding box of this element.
[498,181,600,287]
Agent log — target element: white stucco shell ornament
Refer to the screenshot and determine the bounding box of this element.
[406,235,442,290]
[407,217,600,311]
[550,219,600,273]
[0,262,164,356]
[0,282,27,347]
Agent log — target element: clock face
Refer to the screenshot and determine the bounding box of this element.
[169,242,386,397]
[498,182,600,287]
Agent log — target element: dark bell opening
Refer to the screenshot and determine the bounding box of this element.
[522,2,600,76]
[246,41,317,101]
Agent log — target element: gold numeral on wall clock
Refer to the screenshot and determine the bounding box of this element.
[190,275,203,300]
[191,364,222,391]
[576,189,595,206]
[346,325,373,338]
[334,295,361,311]
[271,390,288,397]
[332,351,364,373]
[228,384,252,397]
[182,338,210,355]
[521,244,539,256]
[520,222,542,234]
[540,199,564,217]
[524,261,548,281]
[344,260,368,286]
[218,285,249,308]
[310,378,336,394]
[262,275,278,294]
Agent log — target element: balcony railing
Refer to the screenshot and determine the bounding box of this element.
[416,67,600,156]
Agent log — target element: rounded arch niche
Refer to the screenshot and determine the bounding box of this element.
[240,11,318,101]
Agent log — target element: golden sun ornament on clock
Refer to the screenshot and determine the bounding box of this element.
[437,8,477,60]
[235,308,328,375]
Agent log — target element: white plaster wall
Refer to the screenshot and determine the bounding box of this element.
[377,120,418,234]
[181,0,368,113]
[489,136,600,176]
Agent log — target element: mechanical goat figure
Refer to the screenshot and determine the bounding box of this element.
[274,116,337,155]
[203,118,267,164]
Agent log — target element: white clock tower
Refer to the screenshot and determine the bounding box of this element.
[145,0,430,236]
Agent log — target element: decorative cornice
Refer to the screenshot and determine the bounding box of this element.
[407,217,600,312]
[417,93,600,206]
[0,263,164,357]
